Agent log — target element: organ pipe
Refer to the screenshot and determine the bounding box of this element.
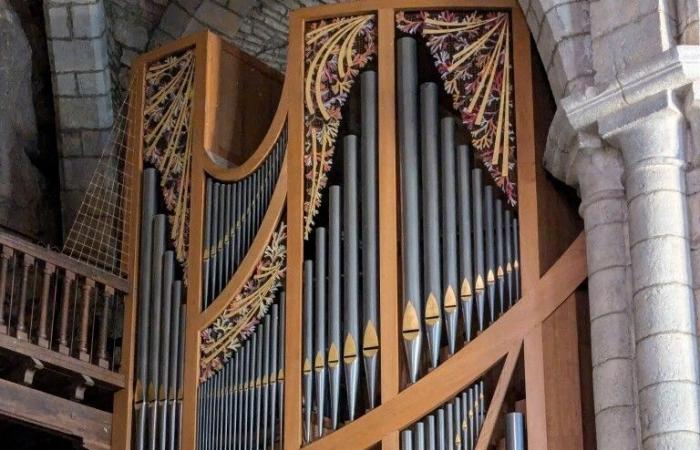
[397,36,423,384]
[420,82,443,369]
[440,117,459,355]
[343,135,360,420]
[328,186,342,430]
[360,70,379,409]
[313,228,327,438]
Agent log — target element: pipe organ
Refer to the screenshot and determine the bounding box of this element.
[119,1,589,450]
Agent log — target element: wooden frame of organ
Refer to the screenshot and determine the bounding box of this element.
[116,2,589,450]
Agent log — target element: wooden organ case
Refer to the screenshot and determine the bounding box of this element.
[118,2,589,450]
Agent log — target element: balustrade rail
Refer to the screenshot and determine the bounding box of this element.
[0,230,127,374]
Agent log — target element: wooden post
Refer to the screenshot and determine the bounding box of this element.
[58,270,76,355]
[97,286,114,369]
[0,246,13,334]
[78,278,95,362]
[284,10,305,450]
[16,254,34,340]
[37,262,56,348]
[180,32,213,450]
[377,7,400,450]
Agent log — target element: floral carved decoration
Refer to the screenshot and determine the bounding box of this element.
[143,49,195,265]
[199,221,287,380]
[304,15,377,239]
[397,11,517,204]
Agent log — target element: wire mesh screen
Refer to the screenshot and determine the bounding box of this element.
[62,92,134,278]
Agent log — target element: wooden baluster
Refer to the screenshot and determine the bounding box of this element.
[97,286,113,369]
[15,254,34,340]
[0,247,13,334]
[58,270,76,355]
[37,262,56,348]
[78,278,95,362]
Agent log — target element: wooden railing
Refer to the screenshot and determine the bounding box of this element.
[0,230,127,388]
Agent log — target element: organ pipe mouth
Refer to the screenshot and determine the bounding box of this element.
[461,279,473,297]
[402,303,420,341]
[475,274,485,291]
[424,294,441,325]
[444,287,458,312]
[343,334,358,362]
[327,343,340,367]
[362,322,379,357]
[314,352,325,371]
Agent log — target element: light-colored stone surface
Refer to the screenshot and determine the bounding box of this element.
[574,145,640,450]
[600,91,700,450]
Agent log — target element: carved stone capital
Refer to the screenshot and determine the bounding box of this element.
[600,90,686,169]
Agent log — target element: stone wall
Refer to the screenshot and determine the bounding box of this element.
[43,0,114,231]
[0,0,61,243]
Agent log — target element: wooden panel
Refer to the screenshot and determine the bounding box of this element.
[212,45,283,166]
[525,293,586,450]
[542,293,585,449]
[0,378,112,450]
[524,323,548,450]
[511,4,540,294]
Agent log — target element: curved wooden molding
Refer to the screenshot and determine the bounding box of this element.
[303,233,586,449]
[202,98,289,181]
[197,153,288,330]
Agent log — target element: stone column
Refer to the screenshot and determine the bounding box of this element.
[685,82,700,354]
[601,90,700,449]
[573,135,640,450]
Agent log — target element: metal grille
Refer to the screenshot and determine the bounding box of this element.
[62,92,134,278]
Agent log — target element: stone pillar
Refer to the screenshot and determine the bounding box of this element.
[601,90,700,449]
[685,82,700,354]
[573,135,640,450]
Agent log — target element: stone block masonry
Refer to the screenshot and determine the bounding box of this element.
[44,0,113,233]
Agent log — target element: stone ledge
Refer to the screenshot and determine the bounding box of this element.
[545,45,700,190]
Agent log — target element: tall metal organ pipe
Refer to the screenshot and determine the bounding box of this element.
[397,36,423,384]
[343,135,360,420]
[440,117,459,355]
[360,70,379,409]
[420,82,443,369]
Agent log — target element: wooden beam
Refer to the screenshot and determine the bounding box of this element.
[0,332,124,388]
[475,341,522,450]
[283,11,306,450]
[377,7,400,450]
[0,231,128,293]
[0,378,112,450]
